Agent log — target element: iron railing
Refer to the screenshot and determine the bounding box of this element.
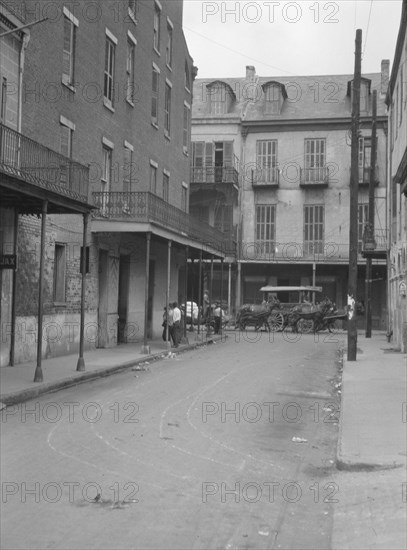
[300,166,329,185]
[191,165,239,185]
[92,191,233,254]
[362,227,388,253]
[238,240,384,262]
[0,123,89,202]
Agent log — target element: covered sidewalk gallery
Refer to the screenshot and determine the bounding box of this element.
[91,192,229,354]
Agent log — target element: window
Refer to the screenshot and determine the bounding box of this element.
[400,65,404,125]
[104,34,116,107]
[102,145,112,188]
[181,183,188,212]
[358,137,372,183]
[123,143,133,193]
[183,102,190,153]
[149,162,157,193]
[304,139,326,183]
[358,203,369,253]
[151,65,159,125]
[256,140,278,183]
[164,81,172,136]
[185,62,191,92]
[0,77,6,124]
[128,0,138,20]
[153,2,161,52]
[53,244,66,302]
[208,82,226,114]
[256,205,276,255]
[304,205,324,255]
[126,37,136,104]
[60,116,74,184]
[62,10,77,87]
[264,84,280,114]
[163,172,169,202]
[360,81,369,112]
[166,20,173,68]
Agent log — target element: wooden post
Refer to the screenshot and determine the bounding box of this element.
[183,246,188,340]
[220,257,224,335]
[209,255,214,333]
[141,232,151,354]
[365,90,377,338]
[227,262,232,316]
[9,209,18,366]
[77,213,89,371]
[34,200,48,382]
[166,240,171,349]
[197,250,202,336]
[347,29,362,361]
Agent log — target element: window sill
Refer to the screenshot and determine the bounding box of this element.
[126,98,135,108]
[166,64,173,72]
[103,98,115,113]
[153,47,161,57]
[62,79,76,93]
[185,87,191,94]
[164,132,171,141]
[151,121,159,130]
[52,302,67,307]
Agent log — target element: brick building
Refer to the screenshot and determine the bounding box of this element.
[1,0,225,369]
[386,0,407,352]
[192,64,389,328]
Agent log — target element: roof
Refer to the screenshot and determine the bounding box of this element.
[192,72,388,121]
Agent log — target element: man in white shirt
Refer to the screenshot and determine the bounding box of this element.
[172,302,181,347]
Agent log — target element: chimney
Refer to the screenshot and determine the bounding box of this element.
[381,60,390,95]
[246,65,256,81]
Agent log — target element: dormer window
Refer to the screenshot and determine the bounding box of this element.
[262,81,287,115]
[348,78,371,113]
[206,81,235,115]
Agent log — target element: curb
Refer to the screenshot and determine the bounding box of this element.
[0,334,226,407]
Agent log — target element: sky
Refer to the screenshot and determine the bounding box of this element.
[183,0,403,79]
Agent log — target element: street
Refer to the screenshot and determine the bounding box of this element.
[1,332,343,549]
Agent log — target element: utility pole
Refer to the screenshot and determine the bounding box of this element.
[348,29,362,361]
[365,90,377,338]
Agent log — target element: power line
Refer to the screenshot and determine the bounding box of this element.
[362,0,374,57]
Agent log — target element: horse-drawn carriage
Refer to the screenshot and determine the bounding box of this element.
[236,286,346,333]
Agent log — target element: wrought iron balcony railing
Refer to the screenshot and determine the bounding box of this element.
[0,123,89,202]
[92,191,233,254]
[191,165,239,185]
[362,227,387,253]
[358,165,380,185]
[300,166,329,186]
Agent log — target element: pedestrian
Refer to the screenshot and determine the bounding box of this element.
[162,307,169,342]
[172,301,181,347]
[167,302,175,345]
[213,302,224,334]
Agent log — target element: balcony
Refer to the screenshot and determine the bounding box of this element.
[252,167,279,188]
[191,165,239,186]
[361,226,387,259]
[358,165,380,186]
[300,167,329,187]
[0,123,90,211]
[92,191,230,255]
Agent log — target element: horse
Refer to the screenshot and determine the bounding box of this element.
[236,297,280,331]
[283,297,334,333]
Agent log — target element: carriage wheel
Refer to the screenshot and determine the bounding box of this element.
[297,318,314,334]
[268,312,284,332]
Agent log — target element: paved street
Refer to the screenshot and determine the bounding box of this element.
[2,332,344,549]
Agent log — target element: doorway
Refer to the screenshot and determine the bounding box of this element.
[118,255,130,343]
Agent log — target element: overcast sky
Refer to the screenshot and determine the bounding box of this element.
[183,0,402,78]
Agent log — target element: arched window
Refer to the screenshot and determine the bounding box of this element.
[206,81,235,115]
[262,81,286,115]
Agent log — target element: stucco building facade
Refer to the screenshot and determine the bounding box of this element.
[192,65,389,327]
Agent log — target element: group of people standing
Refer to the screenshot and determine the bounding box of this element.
[162,302,182,347]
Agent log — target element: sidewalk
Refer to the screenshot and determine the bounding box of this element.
[337,330,407,470]
[332,330,407,550]
[0,331,224,407]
